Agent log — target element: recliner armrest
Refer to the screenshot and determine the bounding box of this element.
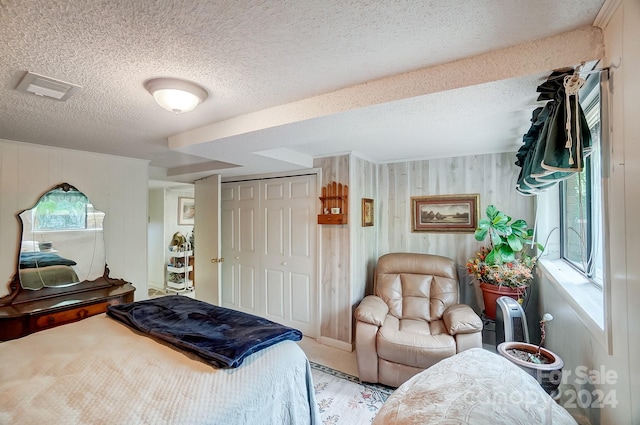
[355,295,389,327]
[443,304,483,335]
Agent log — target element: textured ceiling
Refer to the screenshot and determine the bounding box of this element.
[0,0,606,183]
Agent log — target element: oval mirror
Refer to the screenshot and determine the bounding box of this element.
[18,183,105,290]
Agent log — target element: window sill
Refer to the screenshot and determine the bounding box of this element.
[538,258,606,347]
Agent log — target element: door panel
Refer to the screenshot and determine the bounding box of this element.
[221,174,317,337]
[194,175,221,306]
[291,272,311,324]
[290,206,310,258]
[221,181,260,314]
[265,206,285,256]
[220,200,235,307]
[239,264,256,310]
[239,208,255,252]
[265,268,285,318]
[264,181,284,200]
[221,260,235,306]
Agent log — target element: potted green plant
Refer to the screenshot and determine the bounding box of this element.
[467,205,542,319]
[497,314,564,397]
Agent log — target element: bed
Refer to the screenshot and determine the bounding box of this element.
[18,251,79,290]
[372,348,577,425]
[0,297,320,425]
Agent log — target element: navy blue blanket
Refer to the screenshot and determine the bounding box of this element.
[106,296,302,368]
[19,252,77,269]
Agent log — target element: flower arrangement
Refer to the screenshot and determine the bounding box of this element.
[466,246,537,288]
[467,205,542,288]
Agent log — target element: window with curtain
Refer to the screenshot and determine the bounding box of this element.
[559,74,603,287]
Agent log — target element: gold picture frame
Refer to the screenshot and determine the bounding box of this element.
[362,198,374,227]
[411,194,479,233]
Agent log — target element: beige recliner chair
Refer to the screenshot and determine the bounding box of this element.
[355,252,483,387]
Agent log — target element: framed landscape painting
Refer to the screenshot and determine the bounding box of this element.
[411,194,479,233]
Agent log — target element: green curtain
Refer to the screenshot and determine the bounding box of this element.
[515,69,592,195]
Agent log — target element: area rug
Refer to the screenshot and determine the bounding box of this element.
[310,362,395,425]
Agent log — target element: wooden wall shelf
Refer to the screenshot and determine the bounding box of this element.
[318,181,348,225]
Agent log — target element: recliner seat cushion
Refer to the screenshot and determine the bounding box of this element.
[376,315,456,369]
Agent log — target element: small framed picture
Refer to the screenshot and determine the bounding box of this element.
[178,197,195,225]
[362,198,374,227]
[411,194,479,233]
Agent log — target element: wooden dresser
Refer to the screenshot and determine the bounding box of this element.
[0,182,136,342]
[0,278,135,341]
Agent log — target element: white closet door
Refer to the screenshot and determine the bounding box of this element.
[220,180,261,316]
[221,174,317,337]
[261,175,317,336]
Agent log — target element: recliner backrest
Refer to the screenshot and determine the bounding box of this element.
[374,253,459,321]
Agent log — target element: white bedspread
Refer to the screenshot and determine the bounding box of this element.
[0,314,319,425]
[373,348,577,425]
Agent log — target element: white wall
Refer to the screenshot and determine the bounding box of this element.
[0,139,148,300]
[147,185,195,291]
[163,186,195,262]
[147,188,165,289]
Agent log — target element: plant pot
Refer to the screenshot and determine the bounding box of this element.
[479,282,526,320]
[497,341,564,397]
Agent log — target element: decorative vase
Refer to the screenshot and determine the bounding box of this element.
[497,341,564,397]
[479,282,526,320]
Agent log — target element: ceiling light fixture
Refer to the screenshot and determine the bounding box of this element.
[144,78,208,114]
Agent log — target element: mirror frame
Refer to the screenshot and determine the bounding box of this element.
[0,182,128,307]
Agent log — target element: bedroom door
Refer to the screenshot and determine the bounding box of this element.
[221,174,317,337]
[194,175,221,306]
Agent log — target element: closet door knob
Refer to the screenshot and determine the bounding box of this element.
[282,262,287,266]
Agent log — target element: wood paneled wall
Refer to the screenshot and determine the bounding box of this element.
[315,151,533,346]
[0,139,148,299]
[377,153,534,309]
[349,155,377,324]
[377,153,533,263]
[314,155,352,345]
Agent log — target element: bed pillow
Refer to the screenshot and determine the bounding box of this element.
[20,241,40,252]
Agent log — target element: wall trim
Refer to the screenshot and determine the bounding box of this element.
[221,167,321,183]
[593,0,623,28]
[317,336,354,352]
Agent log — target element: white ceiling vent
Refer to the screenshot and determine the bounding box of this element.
[16,71,81,101]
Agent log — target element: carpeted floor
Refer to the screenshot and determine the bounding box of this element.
[310,361,394,425]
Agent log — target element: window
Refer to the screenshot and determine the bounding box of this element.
[33,188,104,231]
[559,74,604,286]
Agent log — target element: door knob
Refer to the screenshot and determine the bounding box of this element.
[282,262,287,266]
